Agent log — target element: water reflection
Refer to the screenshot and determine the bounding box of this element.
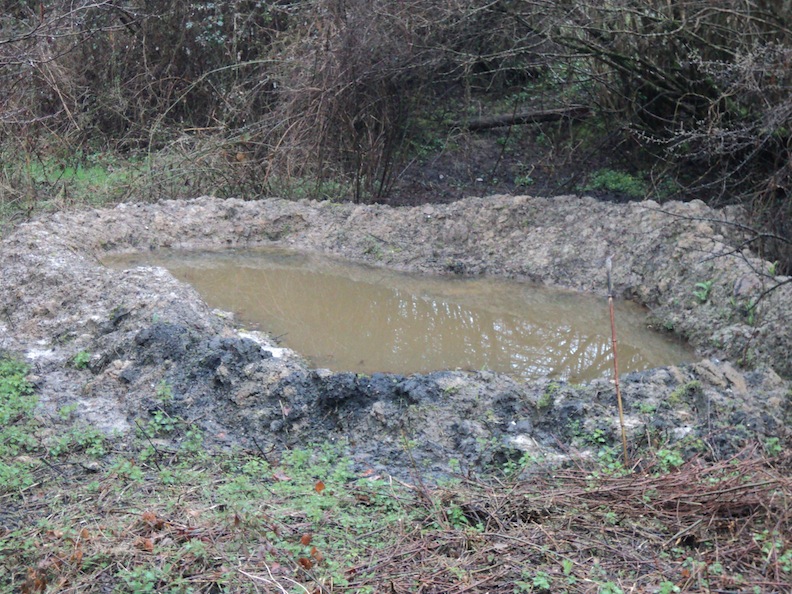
[107,249,693,382]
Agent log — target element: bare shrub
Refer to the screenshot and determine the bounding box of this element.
[261,0,551,202]
[548,1,790,126]
[662,43,792,266]
[1,1,553,204]
[544,0,792,268]
[0,1,285,148]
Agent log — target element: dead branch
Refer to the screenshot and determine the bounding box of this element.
[458,106,591,131]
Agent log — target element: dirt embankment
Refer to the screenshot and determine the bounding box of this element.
[1,195,790,475]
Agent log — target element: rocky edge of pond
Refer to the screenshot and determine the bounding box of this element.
[1,194,790,476]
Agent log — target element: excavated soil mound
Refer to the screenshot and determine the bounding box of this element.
[1,194,790,475]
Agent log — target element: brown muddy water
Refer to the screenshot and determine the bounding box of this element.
[107,248,694,382]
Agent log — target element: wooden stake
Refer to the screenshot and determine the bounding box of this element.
[607,257,629,468]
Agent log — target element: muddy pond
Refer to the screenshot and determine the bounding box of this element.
[107,248,694,382]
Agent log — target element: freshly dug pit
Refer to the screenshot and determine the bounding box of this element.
[1,194,790,475]
[106,247,695,382]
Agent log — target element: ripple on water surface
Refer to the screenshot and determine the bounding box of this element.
[106,248,694,382]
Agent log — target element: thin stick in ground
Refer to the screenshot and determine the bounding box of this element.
[606,256,629,467]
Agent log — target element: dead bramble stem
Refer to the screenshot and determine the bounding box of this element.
[606,256,629,468]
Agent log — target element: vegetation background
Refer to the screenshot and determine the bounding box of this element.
[1,0,790,268]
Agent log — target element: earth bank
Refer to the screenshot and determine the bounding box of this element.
[1,194,790,476]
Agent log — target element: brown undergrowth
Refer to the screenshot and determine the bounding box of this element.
[377,446,792,593]
[3,441,789,593]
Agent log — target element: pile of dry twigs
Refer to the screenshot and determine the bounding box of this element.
[350,444,792,593]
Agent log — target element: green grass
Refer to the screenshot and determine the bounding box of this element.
[0,357,39,491]
[0,357,428,591]
[584,168,648,199]
[0,137,232,223]
[1,356,790,593]
[1,150,143,209]
[25,159,128,189]
[0,136,352,226]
